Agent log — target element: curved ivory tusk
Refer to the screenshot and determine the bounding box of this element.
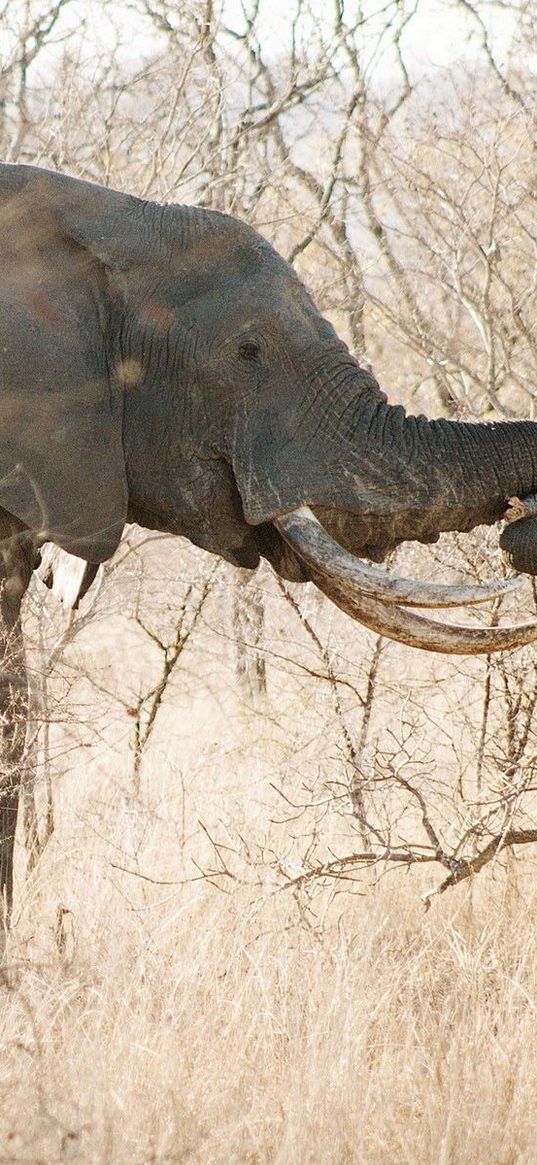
[311,573,537,655]
[275,506,522,608]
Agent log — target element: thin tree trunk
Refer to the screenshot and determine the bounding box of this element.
[0,619,27,921]
[232,575,266,701]
[350,634,384,843]
[0,534,35,923]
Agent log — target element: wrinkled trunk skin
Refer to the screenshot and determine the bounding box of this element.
[234,362,537,561]
[0,528,34,924]
[330,408,537,560]
[500,512,537,575]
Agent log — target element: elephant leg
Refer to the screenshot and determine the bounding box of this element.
[0,531,34,921]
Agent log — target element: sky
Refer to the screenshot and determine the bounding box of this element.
[4,0,519,87]
[227,0,516,73]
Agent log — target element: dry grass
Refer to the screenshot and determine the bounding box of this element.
[2,545,537,1163]
[4,855,537,1163]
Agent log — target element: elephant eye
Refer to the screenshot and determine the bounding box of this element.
[238,339,260,362]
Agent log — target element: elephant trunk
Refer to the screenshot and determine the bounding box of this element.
[236,377,537,655]
[378,407,537,545]
[237,376,537,548]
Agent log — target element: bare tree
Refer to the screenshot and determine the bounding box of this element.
[4,0,537,911]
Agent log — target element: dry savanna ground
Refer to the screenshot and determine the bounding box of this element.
[1,533,537,1164]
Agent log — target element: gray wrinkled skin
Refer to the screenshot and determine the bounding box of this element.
[2,162,537,916]
[500,517,537,575]
[1,163,537,591]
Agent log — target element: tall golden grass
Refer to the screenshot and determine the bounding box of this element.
[1,543,537,1163]
[4,847,537,1163]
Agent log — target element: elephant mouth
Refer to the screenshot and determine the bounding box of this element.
[271,506,537,655]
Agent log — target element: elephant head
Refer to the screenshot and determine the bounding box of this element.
[2,162,537,654]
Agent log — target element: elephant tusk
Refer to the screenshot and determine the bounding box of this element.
[310,572,537,655]
[275,506,522,609]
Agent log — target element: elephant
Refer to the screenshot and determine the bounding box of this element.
[0,160,537,910]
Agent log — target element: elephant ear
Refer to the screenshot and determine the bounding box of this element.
[0,164,135,562]
[24,163,162,267]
